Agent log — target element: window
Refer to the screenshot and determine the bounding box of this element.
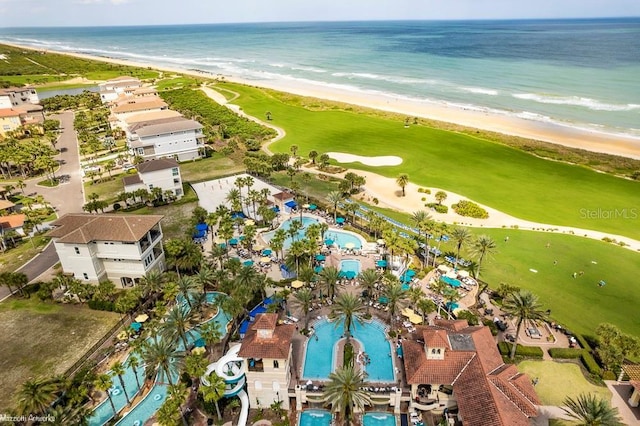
[74,247,80,254]
[172,168,179,176]
[83,273,88,280]
[137,148,144,155]
[273,360,279,369]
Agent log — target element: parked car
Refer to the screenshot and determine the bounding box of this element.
[494,318,508,331]
[505,333,516,342]
[122,163,135,171]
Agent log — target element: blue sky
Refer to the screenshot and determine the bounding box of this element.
[1,0,639,27]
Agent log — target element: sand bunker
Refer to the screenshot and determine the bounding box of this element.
[327,152,403,167]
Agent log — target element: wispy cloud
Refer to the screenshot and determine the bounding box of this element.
[75,0,131,5]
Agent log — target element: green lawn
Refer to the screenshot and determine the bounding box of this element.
[0,235,50,274]
[0,297,120,411]
[518,360,610,406]
[155,76,200,91]
[1,74,67,85]
[84,174,126,204]
[222,83,640,240]
[179,154,245,182]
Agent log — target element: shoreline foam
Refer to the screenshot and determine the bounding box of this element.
[4,41,640,160]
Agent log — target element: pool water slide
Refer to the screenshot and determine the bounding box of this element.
[201,344,250,426]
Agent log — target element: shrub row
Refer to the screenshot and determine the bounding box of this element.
[581,351,602,376]
[426,202,448,213]
[548,348,583,359]
[497,342,544,359]
[452,200,489,219]
[87,299,116,312]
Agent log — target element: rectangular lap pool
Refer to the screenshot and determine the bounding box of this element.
[299,409,332,426]
[363,412,397,426]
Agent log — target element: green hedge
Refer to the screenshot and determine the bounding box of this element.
[497,342,544,359]
[548,348,584,359]
[581,352,602,376]
[483,318,498,336]
[452,200,489,219]
[426,202,448,213]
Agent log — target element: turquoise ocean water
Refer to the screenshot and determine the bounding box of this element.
[1,19,639,138]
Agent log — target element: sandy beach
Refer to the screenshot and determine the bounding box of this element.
[5,41,640,160]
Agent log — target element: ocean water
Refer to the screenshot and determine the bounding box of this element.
[1,19,639,138]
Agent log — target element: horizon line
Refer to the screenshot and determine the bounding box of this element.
[1,15,639,30]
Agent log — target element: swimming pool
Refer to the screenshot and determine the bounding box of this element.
[441,275,461,288]
[262,216,319,249]
[340,259,361,275]
[363,412,396,426]
[302,319,394,382]
[299,409,332,426]
[324,230,363,249]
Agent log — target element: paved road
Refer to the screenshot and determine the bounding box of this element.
[1,111,85,301]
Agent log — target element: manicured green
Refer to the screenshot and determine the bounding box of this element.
[517,360,610,406]
[221,83,640,240]
[155,76,201,91]
[0,297,120,411]
[179,154,245,182]
[84,175,124,204]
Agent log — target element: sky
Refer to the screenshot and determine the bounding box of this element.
[1,0,639,27]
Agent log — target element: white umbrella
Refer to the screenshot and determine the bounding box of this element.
[135,314,149,323]
[458,270,470,277]
[344,242,355,249]
[437,264,451,273]
[291,280,304,289]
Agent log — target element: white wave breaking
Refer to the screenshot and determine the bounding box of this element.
[513,93,640,112]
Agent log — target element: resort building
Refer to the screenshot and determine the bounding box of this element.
[127,117,205,161]
[272,191,295,213]
[238,313,296,410]
[110,97,168,129]
[123,158,184,200]
[99,76,142,103]
[0,87,39,108]
[0,108,22,136]
[48,213,165,287]
[401,320,540,425]
[124,110,183,127]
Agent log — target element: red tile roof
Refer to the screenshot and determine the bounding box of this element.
[0,108,20,118]
[401,320,540,426]
[0,213,25,229]
[238,313,295,360]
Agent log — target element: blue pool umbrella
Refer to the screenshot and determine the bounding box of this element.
[194,338,205,347]
[195,223,208,231]
[402,283,410,291]
[314,266,323,273]
[229,238,238,245]
[324,239,334,246]
[315,254,326,261]
[239,235,245,240]
[130,322,142,331]
[406,269,416,277]
[262,249,272,256]
[378,296,389,304]
[309,204,317,210]
[218,243,226,248]
[336,217,345,224]
[338,271,347,278]
[446,302,459,310]
[243,260,254,266]
[344,271,356,279]
[375,260,387,267]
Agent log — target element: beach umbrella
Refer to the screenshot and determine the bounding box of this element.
[130,322,142,332]
[314,266,323,273]
[336,217,345,224]
[344,242,355,249]
[338,271,347,278]
[376,239,385,245]
[229,238,238,245]
[406,269,416,277]
[135,314,149,323]
[345,271,356,280]
[379,296,389,304]
[239,235,246,241]
[315,254,326,261]
[245,219,255,226]
[262,249,272,256]
[192,346,206,355]
[458,270,470,277]
[303,204,310,209]
[260,256,271,263]
[309,204,317,210]
[402,283,410,291]
[243,260,254,267]
[410,314,423,324]
[324,239,334,246]
[375,260,387,267]
[117,331,129,341]
[194,338,206,348]
[291,280,304,289]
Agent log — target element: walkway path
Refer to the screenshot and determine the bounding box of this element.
[200,85,640,252]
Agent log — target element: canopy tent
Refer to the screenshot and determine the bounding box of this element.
[335,217,345,224]
[291,280,304,289]
[446,302,460,311]
[285,200,297,208]
[401,283,410,291]
[193,229,206,239]
[324,239,334,246]
[262,249,272,256]
[378,296,389,304]
[308,204,317,210]
[195,223,208,231]
[130,322,142,331]
[315,254,326,261]
[409,314,423,324]
[402,307,415,317]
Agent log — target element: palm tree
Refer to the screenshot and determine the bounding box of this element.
[396,173,409,197]
[435,190,447,205]
[140,335,185,386]
[14,377,60,415]
[382,280,407,330]
[326,190,343,223]
[271,228,286,260]
[358,268,380,314]
[176,276,199,309]
[292,288,314,330]
[200,321,223,353]
[125,355,143,394]
[417,298,436,322]
[562,393,623,426]
[451,227,472,268]
[323,366,371,425]
[185,352,208,389]
[94,373,117,416]
[309,150,318,164]
[109,362,130,406]
[162,306,195,350]
[319,266,341,300]
[139,269,165,299]
[502,290,547,360]
[412,210,433,267]
[330,293,365,340]
[194,264,215,297]
[200,372,227,420]
[469,235,497,279]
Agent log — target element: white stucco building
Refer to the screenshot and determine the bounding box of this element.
[123,158,184,200]
[128,117,205,161]
[99,76,142,103]
[48,214,165,287]
[0,87,39,108]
